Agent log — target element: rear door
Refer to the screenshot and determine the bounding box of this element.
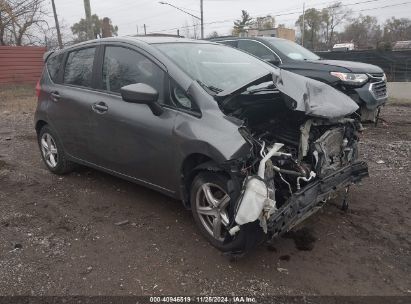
[87,44,178,191]
[46,44,99,162]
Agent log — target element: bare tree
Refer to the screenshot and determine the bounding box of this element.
[181,18,200,39]
[191,17,200,39]
[206,31,219,39]
[255,15,275,30]
[322,2,351,49]
[0,0,49,46]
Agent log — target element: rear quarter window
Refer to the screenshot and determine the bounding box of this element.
[46,53,64,83]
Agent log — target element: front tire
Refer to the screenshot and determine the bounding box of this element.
[38,125,75,175]
[190,171,263,252]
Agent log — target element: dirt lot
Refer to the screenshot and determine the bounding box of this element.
[0,85,410,296]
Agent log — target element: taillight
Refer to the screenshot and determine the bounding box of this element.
[35,80,41,97]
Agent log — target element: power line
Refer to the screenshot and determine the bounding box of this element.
[356,0,411,11]
[148,0,399,34]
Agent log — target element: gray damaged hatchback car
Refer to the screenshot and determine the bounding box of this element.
[35,37,368,254]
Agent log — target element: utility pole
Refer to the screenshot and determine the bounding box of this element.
[200,0,204,39]
[159,1,204,39]
[83,0,94,40]
[301,2,305,47]
[51,0,63,49]
[144,24,147,35]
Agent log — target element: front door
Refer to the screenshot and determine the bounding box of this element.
[88,45,177,192]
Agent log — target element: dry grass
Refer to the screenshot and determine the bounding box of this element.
[0,84,37,113]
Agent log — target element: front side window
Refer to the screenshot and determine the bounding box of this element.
[154,43,273,93]
[102,46,165,103]
[238,40,277,62]
[63,47,95,87]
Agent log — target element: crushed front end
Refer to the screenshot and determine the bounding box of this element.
[217,70,369,247]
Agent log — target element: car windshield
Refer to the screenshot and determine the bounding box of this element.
[153,42,273,93]
[265,38,320,61]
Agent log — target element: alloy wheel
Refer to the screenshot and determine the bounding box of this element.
[195,182,230,241]
[40,133,58,168]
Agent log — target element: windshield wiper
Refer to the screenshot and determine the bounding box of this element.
[196,80,223,94]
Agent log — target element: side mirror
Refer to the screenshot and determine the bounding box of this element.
[121,83,163,116]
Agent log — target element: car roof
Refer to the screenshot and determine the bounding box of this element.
[72,36,215,46]
[122,36,214,44]
[210,36,288,43]
[47,36,217,60]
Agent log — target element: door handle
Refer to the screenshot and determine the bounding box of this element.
[92,102,108,113]
[50,91,60,102]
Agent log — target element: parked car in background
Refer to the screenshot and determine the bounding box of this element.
[332,43,355,51]
[211,36,387,122]
[35,37,368,254]
[393,40,411,50]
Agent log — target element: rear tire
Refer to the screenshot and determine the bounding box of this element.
[38,125,75,175]
[190,171,263,252]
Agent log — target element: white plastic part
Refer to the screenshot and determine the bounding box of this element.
[233,144,292,231]
[257,143,284,178]
[235,177,268,225]
[297,171,316,190]
[228,225,241,236]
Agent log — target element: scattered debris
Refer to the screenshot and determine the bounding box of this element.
[277,267,289,274]
[114,220,129,226]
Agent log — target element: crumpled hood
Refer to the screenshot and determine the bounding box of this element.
[274,69,359,119]
[217,68,359,120]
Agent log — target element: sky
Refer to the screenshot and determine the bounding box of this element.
[51,0,411,38]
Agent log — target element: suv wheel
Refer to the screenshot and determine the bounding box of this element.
[38,125,75,174]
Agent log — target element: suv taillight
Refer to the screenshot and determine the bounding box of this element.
[35,80,41,97]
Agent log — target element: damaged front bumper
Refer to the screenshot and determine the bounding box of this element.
[267,161,369,237]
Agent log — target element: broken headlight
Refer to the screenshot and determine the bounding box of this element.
[330,72,368,86]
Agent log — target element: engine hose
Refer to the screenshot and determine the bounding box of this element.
[272,166,306,177]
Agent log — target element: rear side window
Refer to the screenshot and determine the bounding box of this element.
[102,46,165,102]
[63,47,95,87]
[46,53,64,82]
[238,40,277,61]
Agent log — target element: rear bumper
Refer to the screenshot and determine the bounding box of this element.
[267,161,369,236]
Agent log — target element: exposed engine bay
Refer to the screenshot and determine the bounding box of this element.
[217,79,369,244]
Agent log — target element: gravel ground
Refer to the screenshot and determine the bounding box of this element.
[0,87,410,296]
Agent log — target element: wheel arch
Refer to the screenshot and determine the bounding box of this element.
[35,120,48,134]
[180,153,227,209]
